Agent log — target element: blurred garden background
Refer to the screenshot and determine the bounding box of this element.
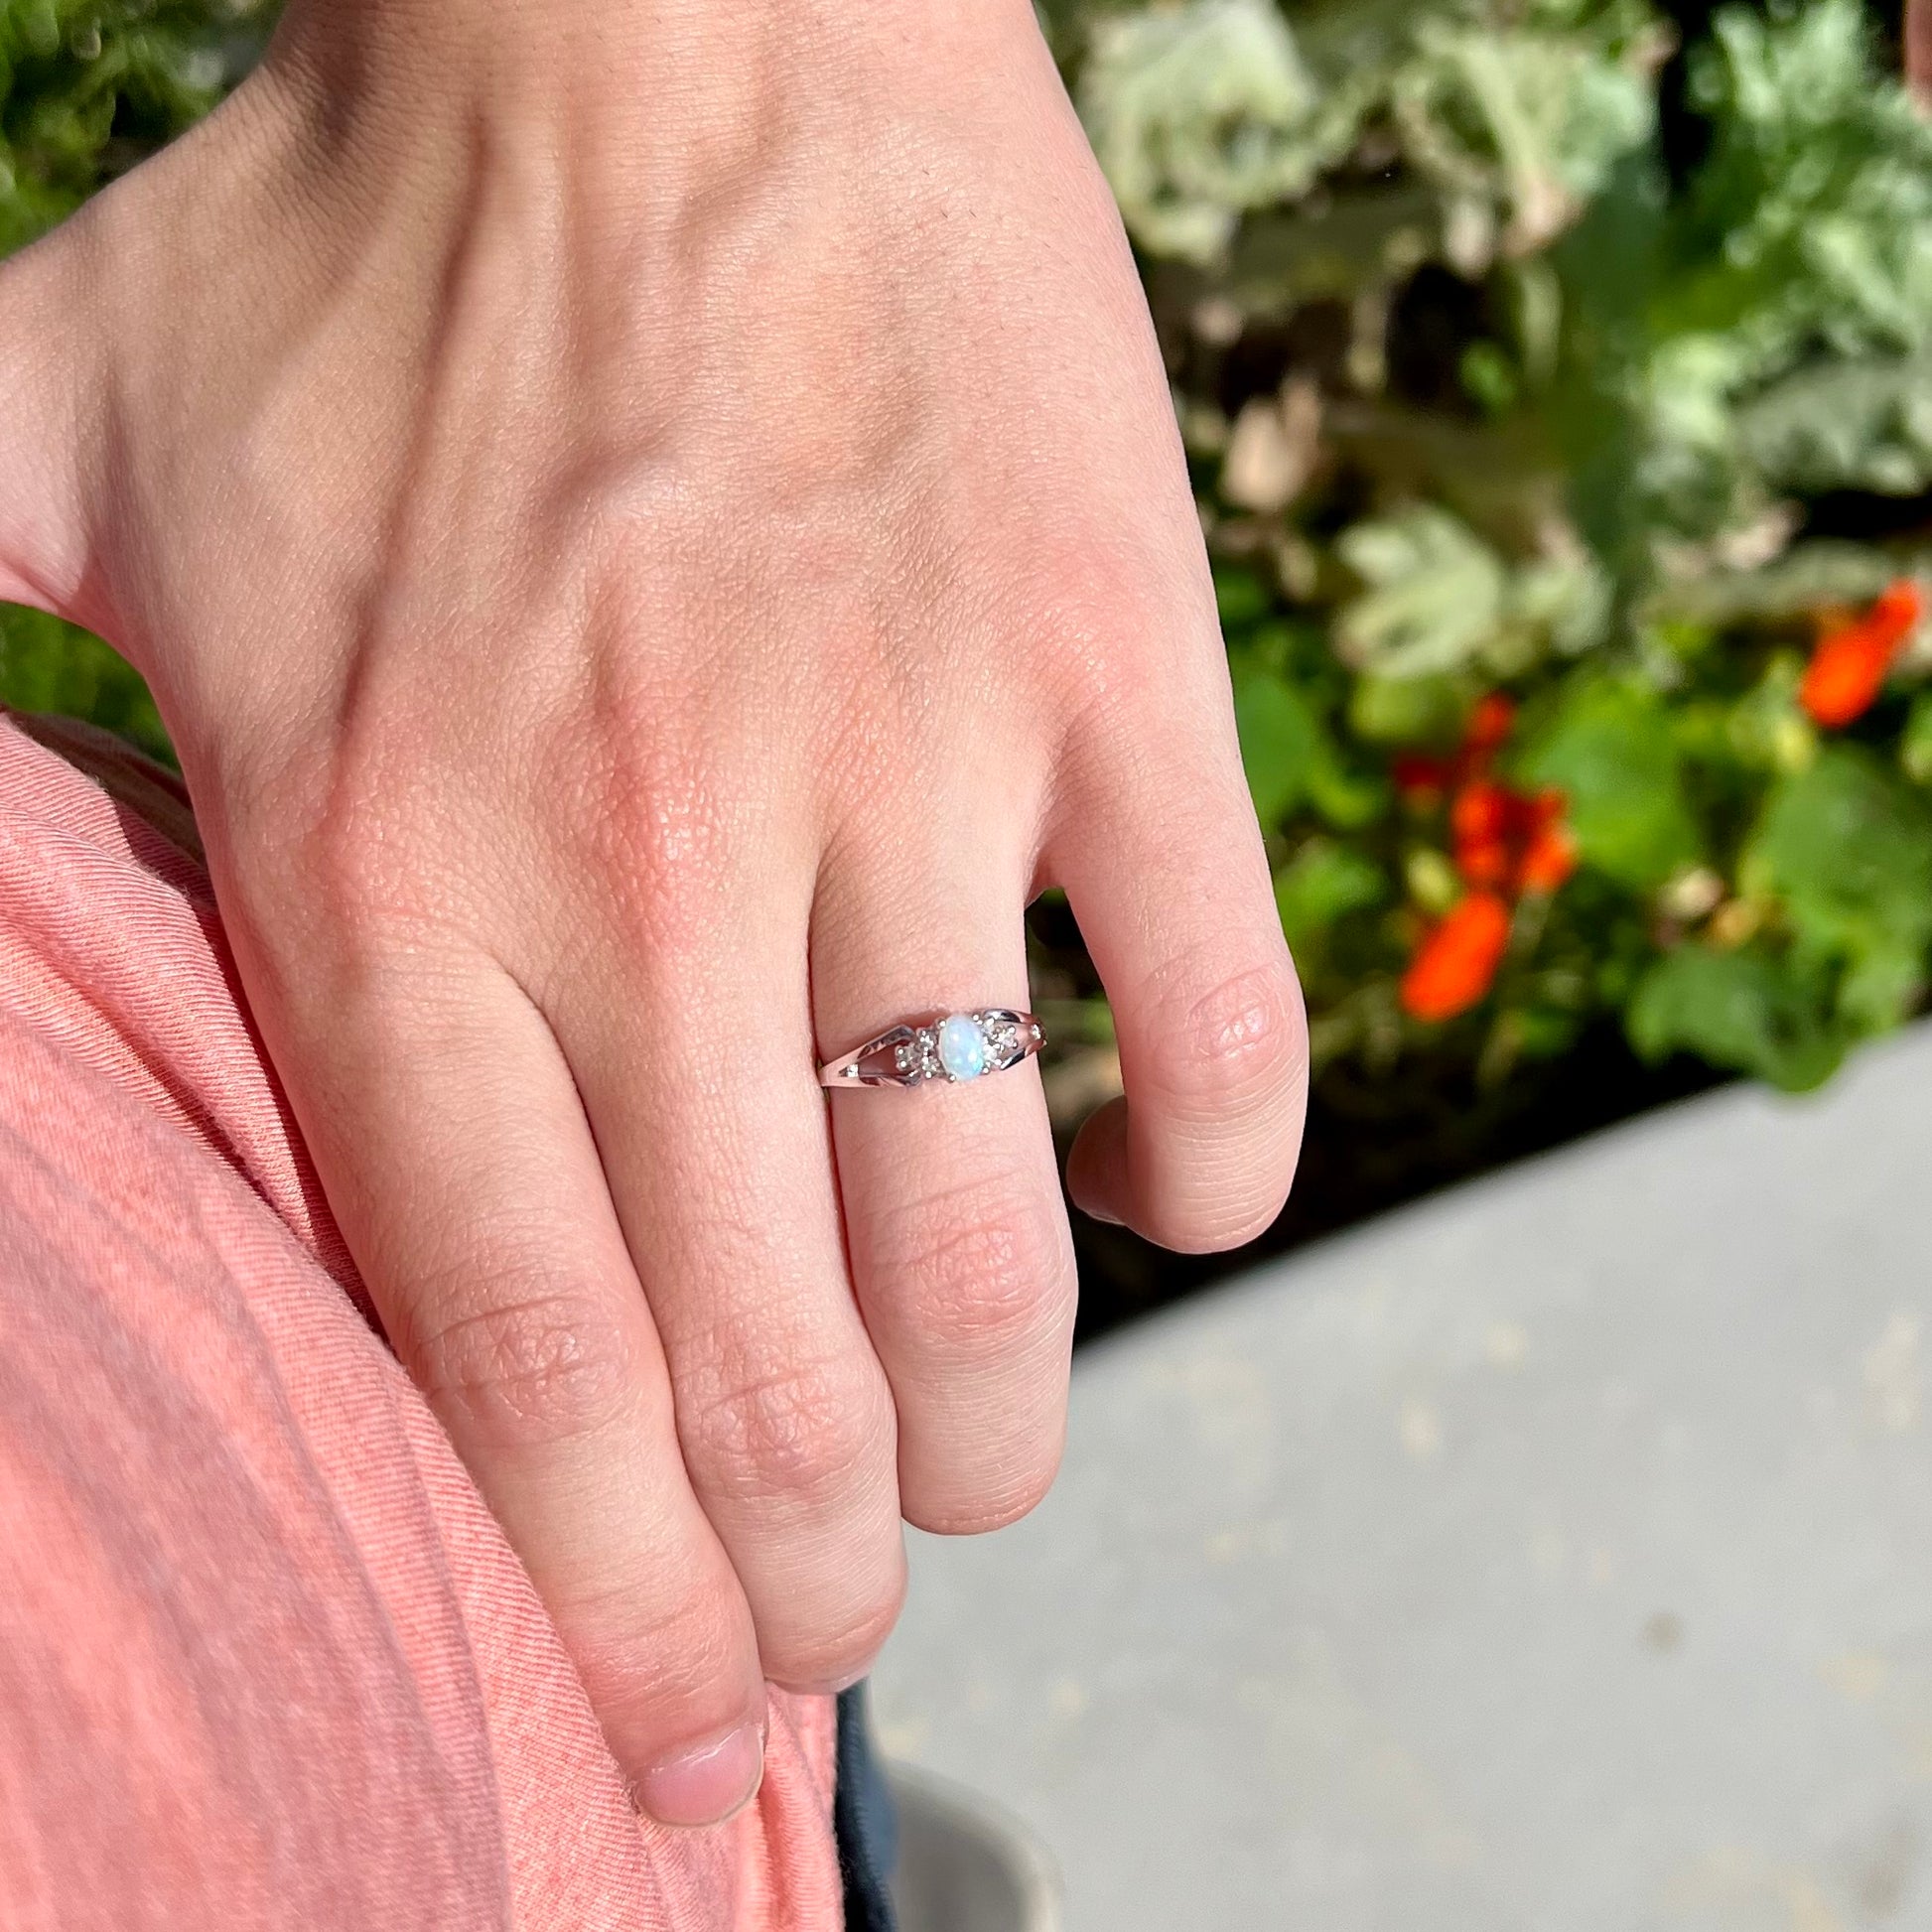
[7,0,1932,1334]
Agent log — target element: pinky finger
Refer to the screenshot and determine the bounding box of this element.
[1053,739,1308,1252]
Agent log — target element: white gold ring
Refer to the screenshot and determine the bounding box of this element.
[819,1009,1045,1089]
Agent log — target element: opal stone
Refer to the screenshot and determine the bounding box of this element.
[936,1013,989,1081]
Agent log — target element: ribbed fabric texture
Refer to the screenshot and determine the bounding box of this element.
[0,712,842,1932]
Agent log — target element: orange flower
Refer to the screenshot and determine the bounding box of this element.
[1400,893,1512,1023]
[1800,578,1923,728]
[1449,777,1572,895]
[1395,696,1578,1022]
[1449,776,1510,845]
[1518,817,1579,895]
[1449,779,1510,887]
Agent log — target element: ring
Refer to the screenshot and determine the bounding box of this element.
[819,1009,1046,1089]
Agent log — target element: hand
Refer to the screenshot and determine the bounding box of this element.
[0,0,1306,1822]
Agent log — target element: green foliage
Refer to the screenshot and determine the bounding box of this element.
[1274,836,1386,955]
[1677,1,1932,362]
[1081,0,1932,1093]
[1081,0,1339,263]
[1627,943,1842,1089]
[1743,748,1932,1030]
[0,0,271,252]
[1231,659,1324,823]
[1580,0,1932,549]
[1903,690,1932,784]
[1626,748,1932,1088]
[1739,350,1932,497]
[0,603,168,757]
[1516,680,1699,890]
[1333,508,1509,678]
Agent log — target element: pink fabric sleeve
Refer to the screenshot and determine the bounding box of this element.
[0,712,843,1932]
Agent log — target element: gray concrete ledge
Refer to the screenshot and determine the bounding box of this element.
[875,1023,1932,1931]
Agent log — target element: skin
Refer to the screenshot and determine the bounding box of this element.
[0,0,1306,1825]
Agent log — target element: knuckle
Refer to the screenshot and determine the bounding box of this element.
[410,1288,639,1449]
[551,684,746,965]
[765,1574,907,1692]
[908,1448,1063,1538]
[1141,950,1306,1116]
[680,1352,887,1511]
[880,1174,1075,1365]
[1122,948,1309,1255]
[563,1574,752,1732]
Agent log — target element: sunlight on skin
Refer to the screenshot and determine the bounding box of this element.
[0,0,1306,1821]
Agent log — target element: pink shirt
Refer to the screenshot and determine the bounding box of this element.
[0,712,841,1931]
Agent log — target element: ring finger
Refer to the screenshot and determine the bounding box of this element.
[811,817,1076,1535]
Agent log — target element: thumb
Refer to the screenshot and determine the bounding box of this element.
[0,208,108,628]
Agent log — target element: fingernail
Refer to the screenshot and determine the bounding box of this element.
[638,1720,764,1828]
[1078,1197,1126,1228]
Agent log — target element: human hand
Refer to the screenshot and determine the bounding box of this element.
[0,0,1306,1822]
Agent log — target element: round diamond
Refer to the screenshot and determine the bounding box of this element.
[936,1013,989,1081]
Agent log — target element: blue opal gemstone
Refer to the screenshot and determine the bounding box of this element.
[936,1013,989,1081]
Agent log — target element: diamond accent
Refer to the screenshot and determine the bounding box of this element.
[982,1017,1023,1062]
[894,1029,943,1081]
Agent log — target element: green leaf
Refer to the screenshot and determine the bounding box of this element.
[1628,944,1844,1090]
[1231,664,1322,828]
[1347,671,1470,748]
[1333,507,1508,680]
[1902,692,1932,787]
[1677,0,1932,363]
[1741,746,1932,1031]
[1305,755,1388,832]
[1507,551,1611,657]
[1517,680,1701,890]
[1738,350,1932,497]
[1273,838,1386,953]
[1213,565,1273,630]
[0,605,171,764]
[1395,17,1655,262]
[1078,0,1337,263]
[1724,653,1816,776]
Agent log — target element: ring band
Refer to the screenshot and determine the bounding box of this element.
[819,1009,1045,1089]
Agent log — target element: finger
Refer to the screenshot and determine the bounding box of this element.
[549,897,907,1696]
[250,940,768,1825]
[1055,712,1308,1251]
[811,822,1076,1536]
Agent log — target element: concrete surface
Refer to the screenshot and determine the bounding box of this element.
[872,1023,1932,1931]
[888,1764,1063,1932]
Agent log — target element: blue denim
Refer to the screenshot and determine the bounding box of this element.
[834,1683,898,1932]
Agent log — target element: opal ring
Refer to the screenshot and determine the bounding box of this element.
[819,1009,1045,1089]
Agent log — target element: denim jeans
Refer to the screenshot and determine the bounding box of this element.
[835,1683,899,1932]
